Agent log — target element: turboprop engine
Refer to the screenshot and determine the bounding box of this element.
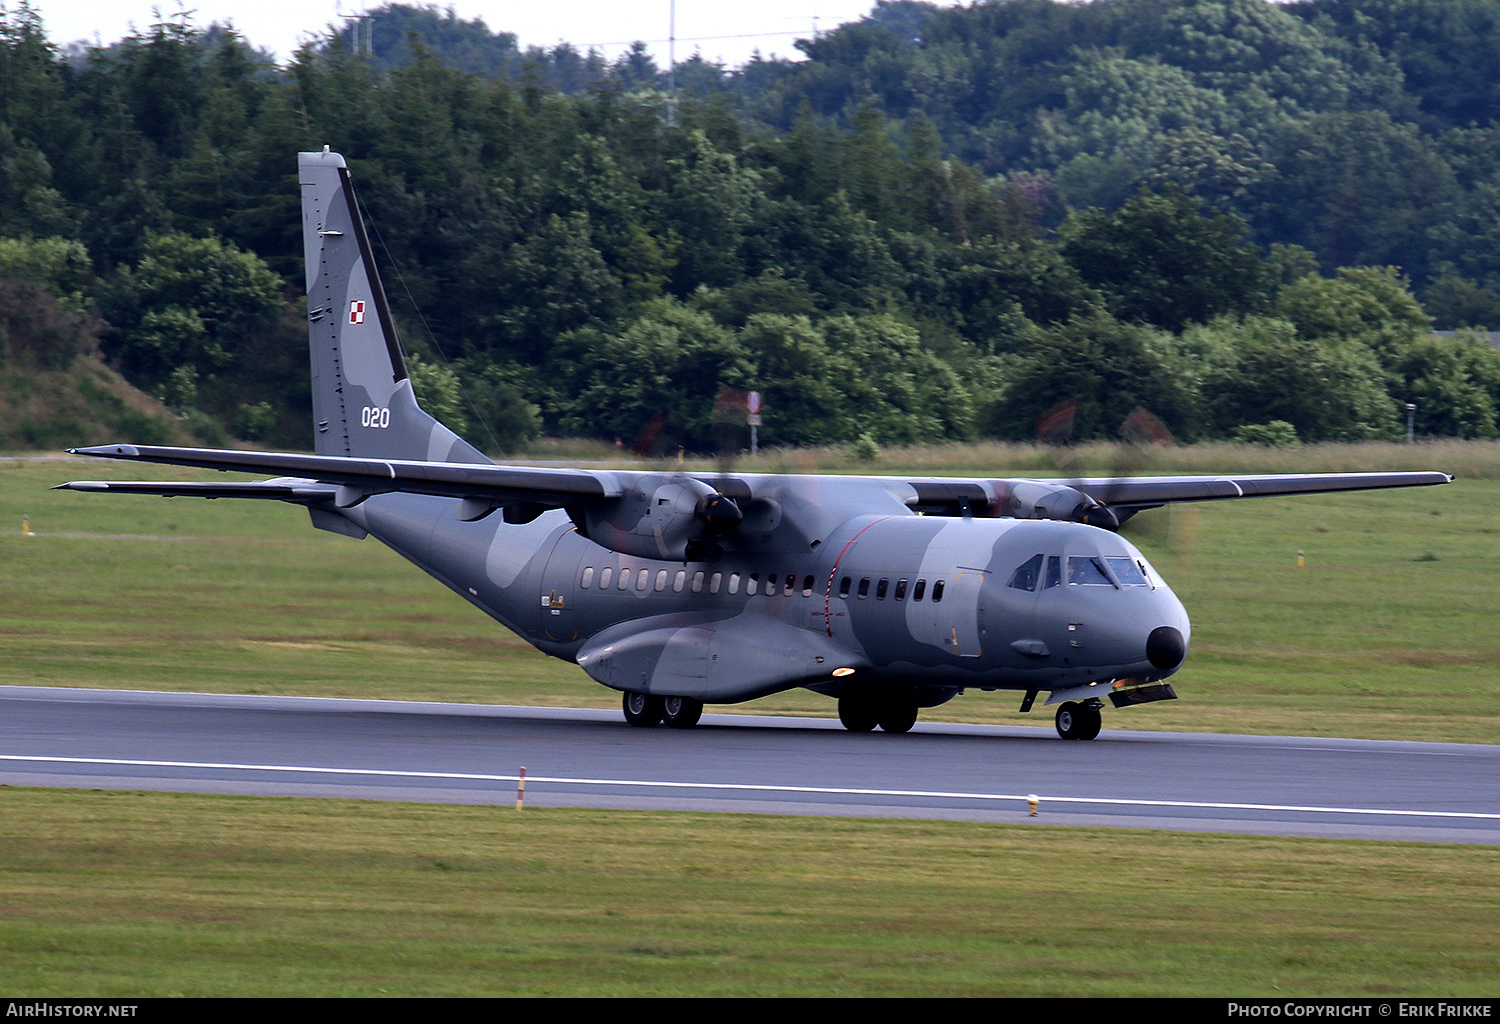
[569,473,743,561]
[996,480,1122,530]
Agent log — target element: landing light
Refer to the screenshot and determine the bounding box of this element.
[831,667,856,677]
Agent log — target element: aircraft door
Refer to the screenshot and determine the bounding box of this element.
[538,534,585,643]
[948,570,985,657]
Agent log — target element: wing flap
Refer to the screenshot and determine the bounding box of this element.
[55,480,338,502]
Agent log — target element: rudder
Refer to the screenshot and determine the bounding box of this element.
[299,149,487,464]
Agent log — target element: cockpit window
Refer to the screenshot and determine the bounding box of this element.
[1067,555,1113,586]
[1044,555,1062,589]
[1105,556,1150,587]
[1007,554,1044,592]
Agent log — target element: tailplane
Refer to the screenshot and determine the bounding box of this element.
[299,149,487,464]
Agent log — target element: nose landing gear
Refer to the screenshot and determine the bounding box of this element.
[1055,700,1102,741]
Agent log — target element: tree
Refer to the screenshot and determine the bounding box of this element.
[1390,332,1500,439]
[1276,266,1430,366]
[546,299,752,451]
[1059,186,1269,333]
[97,232,282,387]
[1188,316,1399,441]
[986,312,1202,442]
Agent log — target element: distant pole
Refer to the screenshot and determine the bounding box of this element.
[516,766,527,810]
[1405,402,1417,444]
[747,391,762,457]
[667,0,677,126]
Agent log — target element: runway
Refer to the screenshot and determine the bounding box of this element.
[2,685,1497,843]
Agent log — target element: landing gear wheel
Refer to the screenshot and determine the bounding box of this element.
[838,693,879,732]
[1055,701,1102,741]
[661,695,703,729]
[1076,703,1102,740]
[623,691,664,727]
[877,698,919,734]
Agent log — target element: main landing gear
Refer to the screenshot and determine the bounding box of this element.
[838,691,920,734]
[622,691,704,729]
[1055,700,1103,741]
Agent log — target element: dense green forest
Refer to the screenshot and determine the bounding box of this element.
[1,0,1499,454]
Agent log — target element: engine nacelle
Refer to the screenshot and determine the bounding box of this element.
[571,474,741,561]
[996,480,1120,530]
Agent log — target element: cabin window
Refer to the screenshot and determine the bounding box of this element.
[1045,555,1062,589]
[691,571,704,593]
[876,578,889,600]
[931,579,945,602]
[747,573,760,595]
[709,572,722,594]
[654,569,668,591]
[636,570,649,591]
[803,575,815,597]
[728,573,741,595]
[764,574,777,596]
[913,579,927,601]
[1067,556,1113,586]
[786,574,797,594]
[895,579,908,601]
[580,566,594,589]
[599,567,613,589]
[674,570,687,593]
[839,577,852,599]
[1008,554,1044,593]
[857,578,870,599]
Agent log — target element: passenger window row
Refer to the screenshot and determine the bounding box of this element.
[837,575,944,603]
[577,566,948,602]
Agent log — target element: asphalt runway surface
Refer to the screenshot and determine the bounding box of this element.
[2,685,1497,844]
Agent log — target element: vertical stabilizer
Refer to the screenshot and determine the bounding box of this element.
[299,149,488,464]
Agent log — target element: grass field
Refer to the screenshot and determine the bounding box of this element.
[1,790,1497,997]
[2,443,1497,997]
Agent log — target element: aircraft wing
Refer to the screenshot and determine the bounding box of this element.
[65,443,1452,531]
[903,470,1454,516]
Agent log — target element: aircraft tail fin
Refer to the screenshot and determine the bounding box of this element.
[299,149,488,464]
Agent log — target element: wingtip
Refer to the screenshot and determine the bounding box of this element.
[72,444,141,458]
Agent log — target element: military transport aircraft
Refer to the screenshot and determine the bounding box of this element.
[60,150,1452,740]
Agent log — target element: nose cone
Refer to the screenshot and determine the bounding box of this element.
[1146,625,1186,671]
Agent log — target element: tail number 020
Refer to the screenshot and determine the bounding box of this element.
[361,406,391,428]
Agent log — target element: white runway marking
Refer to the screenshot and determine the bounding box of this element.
[4,753,1497,822]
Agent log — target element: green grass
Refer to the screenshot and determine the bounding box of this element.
[2,447,1495,741]
[1,789,1496,997]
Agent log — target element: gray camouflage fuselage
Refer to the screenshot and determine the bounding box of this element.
[338,484,1190,706]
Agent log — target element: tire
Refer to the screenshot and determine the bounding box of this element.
[1055,701,1081,740]
[1056,701,1102,741]
[877,698,919,734]
[661,695,704,729]
[623,691,664,727]
[1075,703,1102,741]
[838,693,879,732]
